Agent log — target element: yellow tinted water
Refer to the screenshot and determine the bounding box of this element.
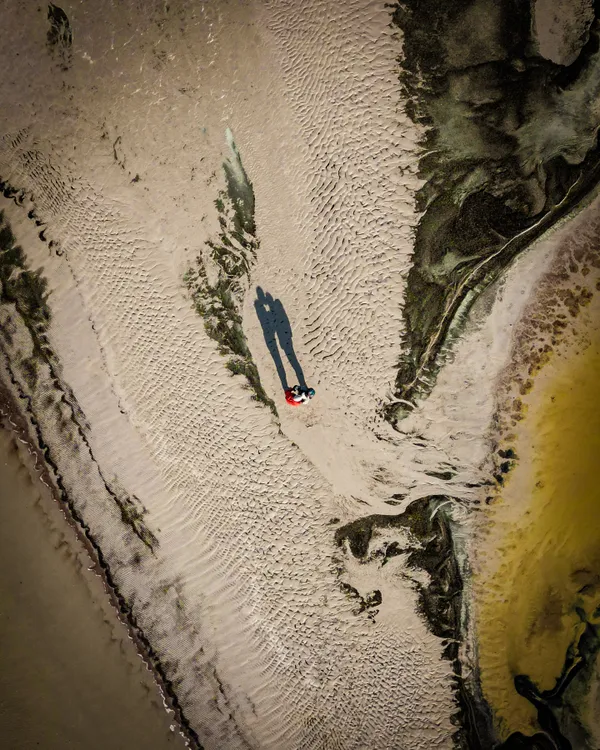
[476,333,600,737]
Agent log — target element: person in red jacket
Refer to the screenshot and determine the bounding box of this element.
[285,385,315,406]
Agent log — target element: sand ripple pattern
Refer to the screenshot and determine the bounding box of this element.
[0,0,453,746]
[0,132,452,749]
[261,0,421,426]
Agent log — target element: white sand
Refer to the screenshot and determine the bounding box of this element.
[0,2,456,748]
[0,1,590,748]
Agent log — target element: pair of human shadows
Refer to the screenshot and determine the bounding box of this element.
[255,287,306,391]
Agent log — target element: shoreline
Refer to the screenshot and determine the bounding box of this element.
[0,375,199,750]
[469,191,600,744]
[2,2,597,746]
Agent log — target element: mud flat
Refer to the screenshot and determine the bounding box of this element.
[0,418,187,749]
[388,0,600,417]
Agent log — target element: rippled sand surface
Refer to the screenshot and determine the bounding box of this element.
[0,2,455,747]
[1,1,599,748]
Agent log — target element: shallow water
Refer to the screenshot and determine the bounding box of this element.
[476,330,600,738]
[0,426,187,750]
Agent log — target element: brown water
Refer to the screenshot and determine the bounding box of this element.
[476,329,600,739]
[0,426,188,750]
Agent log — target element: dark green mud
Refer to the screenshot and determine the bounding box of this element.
[185,134,277,415]
[0,211,51,389]
[334,496,495,749]
[496,611,600,750]
[47,3,72,71]
[388,0,600,421]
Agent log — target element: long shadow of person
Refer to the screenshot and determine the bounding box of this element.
[255,287,306,391]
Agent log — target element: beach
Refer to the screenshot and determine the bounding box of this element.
[0,1,599,747]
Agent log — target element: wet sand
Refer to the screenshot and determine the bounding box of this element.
[0,425,187,750]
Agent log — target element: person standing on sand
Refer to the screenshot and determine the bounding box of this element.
[285,385,315,406]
